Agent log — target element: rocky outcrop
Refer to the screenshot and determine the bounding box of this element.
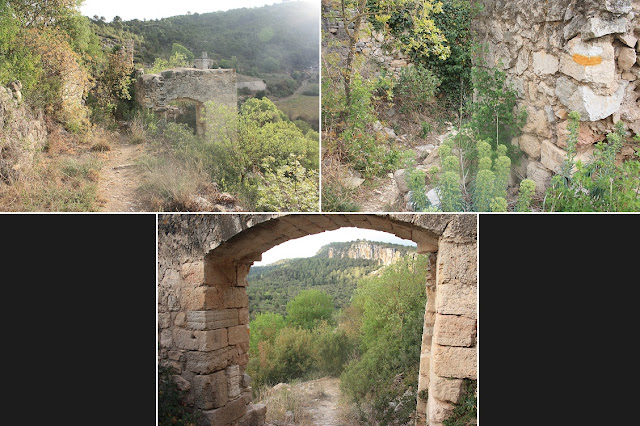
[321,240,415,265]
[0,85,48,183]
[474,0,640,193]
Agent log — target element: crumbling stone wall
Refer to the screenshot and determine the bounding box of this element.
[136,68,237,135]
[0,86,47,183]
[474,0,640,193]
[158,213,477,426]
[322,6,411,75]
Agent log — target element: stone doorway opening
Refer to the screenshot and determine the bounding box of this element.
[157,214,477,425]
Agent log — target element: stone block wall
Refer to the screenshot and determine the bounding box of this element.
[322,6,411,75]
[474,0,640,193]
[416,217,477,426]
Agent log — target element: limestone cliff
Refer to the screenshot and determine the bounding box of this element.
[316,240,416,266]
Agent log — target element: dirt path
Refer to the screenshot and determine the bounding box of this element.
[357,175,404,212]
[96,134,148,212]
[297,377,343,426]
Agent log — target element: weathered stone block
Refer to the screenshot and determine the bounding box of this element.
[194,371,227,410]
[532,50,559,75]
[173,328,228,351]
[182,286,223,311]
[435,281,477,319]
[228,324,249,345]
[582,16,628,40]
[433,314,477,347]
[181,261,204,285]
[238,403,266,426]
[186,347,234,374]
[432,344,477,379]
[556,76,628,121]
[226,365,242,398]
[160,329,173,348]
[540,139,567,173]
[436,242,477,287]
[526,161,552,195]
[187,310,239,330]
[618,46,637,71]
[238,308,250,325]
[427,394,455,425]
[518,134,542,159]
[430,375,464,404]
[560,37,616,87]
[200,396,246,426]
[223,287,248,308]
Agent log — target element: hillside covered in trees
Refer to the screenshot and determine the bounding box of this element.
[92,2,319,75]
[247,240,416,317]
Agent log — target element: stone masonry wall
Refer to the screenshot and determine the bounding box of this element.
[0,86,48,183]
[136,67,237,109]
[158,214,476,426]
[474,0,640,193]
[136,67,237,135]
[322,5,411,75]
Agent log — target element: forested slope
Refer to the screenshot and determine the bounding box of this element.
[247,240,416,317]
[91,1,319,76]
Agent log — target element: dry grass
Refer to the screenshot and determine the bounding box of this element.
[256,384,314,426]
[128,115,147,144]
[90,126,114,152]
[136,154,242,212]
[0,120,106,211]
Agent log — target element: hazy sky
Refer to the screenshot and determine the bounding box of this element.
[80,0,316,22]
[254,227,416,266]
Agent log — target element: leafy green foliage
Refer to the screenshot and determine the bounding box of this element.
[158,365,200,426]
[0,2,41,92]
[171,43,194,64]
[416,0,478,108]
[329,72,401,178]
[248,255,382,317]
[393,64,441,114]
[94,2,318,77]
[340,254,428,424]
[286,289,335,330]
[249,312,286,356]
[515,179,536,212]
[468,55,527,158]
[545,113,640,212]
[257,155,319,212]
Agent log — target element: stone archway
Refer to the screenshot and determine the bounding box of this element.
[136,68,237,135]
[157,214,477,426]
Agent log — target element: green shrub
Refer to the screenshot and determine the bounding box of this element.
[340,255,428,424]
[545,113,640,212]
[515,179,536,212]
[286,289,334,330]
[313,321,355,377]
[394,64,441,114]
[265,326,316,384]
[468,53,527,159]
[158,365,200,426]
